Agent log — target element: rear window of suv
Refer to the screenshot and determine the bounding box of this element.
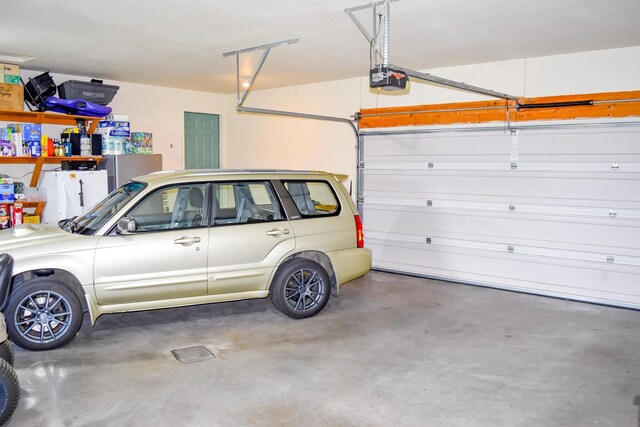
[213,181,284,225]
[283,180,340,217]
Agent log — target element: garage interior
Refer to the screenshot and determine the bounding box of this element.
[1,0,640,426]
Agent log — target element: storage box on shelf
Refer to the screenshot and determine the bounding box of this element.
[0,85,23,112]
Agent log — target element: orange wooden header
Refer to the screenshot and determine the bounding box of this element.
[358,90,640,129]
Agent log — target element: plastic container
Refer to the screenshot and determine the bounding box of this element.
[28,141,41,157]
[57,79,119,105]
[25,187,46,202]
[11,203,23,226]
[23,71,57,111]
[80,135,92,156]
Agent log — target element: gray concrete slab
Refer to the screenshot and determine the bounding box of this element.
[7,271,640,426]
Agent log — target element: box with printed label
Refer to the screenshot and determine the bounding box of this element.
[0,83,23,111]
[0,128,13,156]
[97,121,131,138]
[0,63,20,85]
[0,179,15,202]
[101,136,129,155]
[0,141,12,156]
[0,127,11,142]
[22,124,42,142]
[11,132,25,156]
[130,132,153,154]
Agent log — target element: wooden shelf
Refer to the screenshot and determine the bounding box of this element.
[0,110,105,220]
[1,201,46,217]
[1,156,103,187]
[0,110,101,133]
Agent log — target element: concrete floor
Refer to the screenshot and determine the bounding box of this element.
[7,271,640,427]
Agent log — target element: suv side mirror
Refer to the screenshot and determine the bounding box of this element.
[117,217,138,234]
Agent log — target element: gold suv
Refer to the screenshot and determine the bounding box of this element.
[0,170,372,351]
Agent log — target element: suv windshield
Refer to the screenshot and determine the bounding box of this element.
[63,182,146,235]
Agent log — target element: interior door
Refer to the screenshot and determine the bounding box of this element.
[184,112,219,169]
[94,183,210,305]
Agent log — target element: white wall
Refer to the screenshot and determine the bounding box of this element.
[226,77,361,189]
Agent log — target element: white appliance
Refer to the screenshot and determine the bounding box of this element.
[40,170,109,224]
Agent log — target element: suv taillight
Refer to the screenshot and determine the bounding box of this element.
[355,215,364,248]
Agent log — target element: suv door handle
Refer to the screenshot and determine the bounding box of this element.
[174,236,201,246]
[266,228,290,237]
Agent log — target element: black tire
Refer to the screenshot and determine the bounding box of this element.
[0,341,14,367]
[270,259,331,319]
[5,277,83,351]
[0,358,19,425]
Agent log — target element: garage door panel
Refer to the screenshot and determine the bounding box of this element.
[362,121,640,308]
[366,132,510,157]
[364,207,640,252]
[364,189,640,211]
[368,242,640,307]
[518,127,639,155]
[364,171,640,201]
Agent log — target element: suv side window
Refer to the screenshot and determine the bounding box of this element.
[213,181,284,225]
[283,180,340,217]
[128,184,208,231]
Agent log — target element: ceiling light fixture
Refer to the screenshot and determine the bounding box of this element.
[241,77,250,89]
[0,52,37,64]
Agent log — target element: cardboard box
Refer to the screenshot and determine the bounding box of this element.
[11,132,25,156]
[0,83,23,111]
[0,216,10,229]
[23,215,40,224]
[23,124,42,142]
[0,63,20,85]
[0,141,12,156]
[97,121,131,137]
[0,127,10,142]
[101,136,128,155]
[11,203,23,226]
[130,132,153,154]
[0,179,14,202]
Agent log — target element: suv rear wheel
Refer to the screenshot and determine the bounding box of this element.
[270,259,331,319]
[5,277,83,351]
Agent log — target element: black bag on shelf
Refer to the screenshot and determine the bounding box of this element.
[22,71,57,111]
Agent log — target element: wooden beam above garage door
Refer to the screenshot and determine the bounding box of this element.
[359,90,640,129]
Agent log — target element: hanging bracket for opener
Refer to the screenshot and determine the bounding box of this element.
[345,0,519,101]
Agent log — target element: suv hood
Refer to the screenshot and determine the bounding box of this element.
[0,223,89,259]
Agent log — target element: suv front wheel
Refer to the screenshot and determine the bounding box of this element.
[5,277,83,351]
[270,259,331,319]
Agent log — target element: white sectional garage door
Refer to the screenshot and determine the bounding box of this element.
[360,119,640,309]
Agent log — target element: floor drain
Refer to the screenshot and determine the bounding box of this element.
[171,346,216,363]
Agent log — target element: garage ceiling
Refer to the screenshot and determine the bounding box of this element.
[2,0,639,94]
